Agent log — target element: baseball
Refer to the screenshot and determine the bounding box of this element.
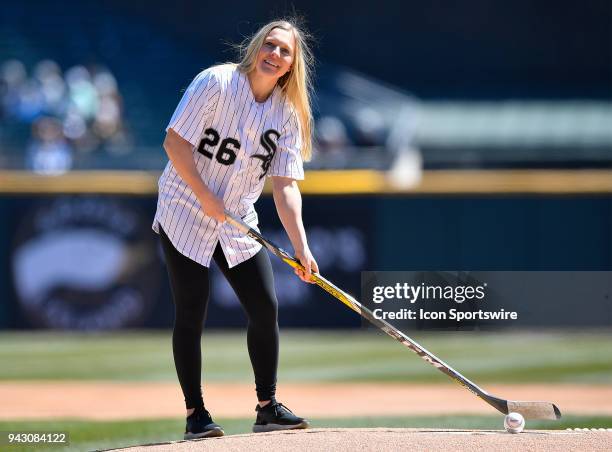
[504,412,525,433]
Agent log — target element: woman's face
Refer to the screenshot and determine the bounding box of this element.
[255,27,295,81]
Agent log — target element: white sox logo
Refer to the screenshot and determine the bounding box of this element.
[252,129,280,180]
[196,127,279,180]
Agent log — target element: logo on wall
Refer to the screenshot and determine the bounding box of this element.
[12,197,160,330]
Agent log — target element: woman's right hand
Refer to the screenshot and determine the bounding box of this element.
[199,193,226,223]
[163,130,227,224]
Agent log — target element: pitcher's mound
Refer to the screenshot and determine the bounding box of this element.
[106,428,612,452]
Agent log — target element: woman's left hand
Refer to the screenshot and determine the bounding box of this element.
[294,247,319,284]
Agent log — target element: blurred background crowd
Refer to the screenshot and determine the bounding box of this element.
[0,0,609,173]
[1,59,129,174]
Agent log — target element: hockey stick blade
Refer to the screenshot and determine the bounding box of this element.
[486,395,561,420]
[224,211,562,420]
[508,400,562,420]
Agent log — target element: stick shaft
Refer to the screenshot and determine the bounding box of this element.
[224,210,561,419]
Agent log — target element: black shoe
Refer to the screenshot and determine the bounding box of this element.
[184,407,224,440]
[252,401,310,433]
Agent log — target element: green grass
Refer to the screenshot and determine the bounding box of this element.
[1,331,609,450]
[0,330,611,383]
[1,415,611,452]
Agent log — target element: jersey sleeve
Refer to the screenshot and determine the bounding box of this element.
[166,68,219,146]
[267,111,305,180]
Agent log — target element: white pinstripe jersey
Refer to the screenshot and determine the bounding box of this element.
[153,64,304,268]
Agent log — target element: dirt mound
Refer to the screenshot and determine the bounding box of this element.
[106,428,612,452]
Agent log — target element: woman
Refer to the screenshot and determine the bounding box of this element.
[153,19,319,439]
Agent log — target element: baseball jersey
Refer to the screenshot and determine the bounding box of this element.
[153,64,304,268]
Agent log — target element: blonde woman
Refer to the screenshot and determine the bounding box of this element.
[153,19,318,439]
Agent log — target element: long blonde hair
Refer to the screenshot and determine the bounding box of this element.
[236,19,314,161]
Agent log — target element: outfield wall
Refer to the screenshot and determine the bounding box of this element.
[0,170,610,330]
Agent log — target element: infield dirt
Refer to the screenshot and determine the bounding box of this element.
[1,382,611,420]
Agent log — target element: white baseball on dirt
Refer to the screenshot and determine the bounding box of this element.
[504,412,525,433]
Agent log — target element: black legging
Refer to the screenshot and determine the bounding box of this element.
[159,228,279,410]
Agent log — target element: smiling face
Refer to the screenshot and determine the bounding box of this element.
[255,27,296,82]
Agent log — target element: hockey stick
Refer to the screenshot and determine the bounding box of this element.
[225,210,561,420]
